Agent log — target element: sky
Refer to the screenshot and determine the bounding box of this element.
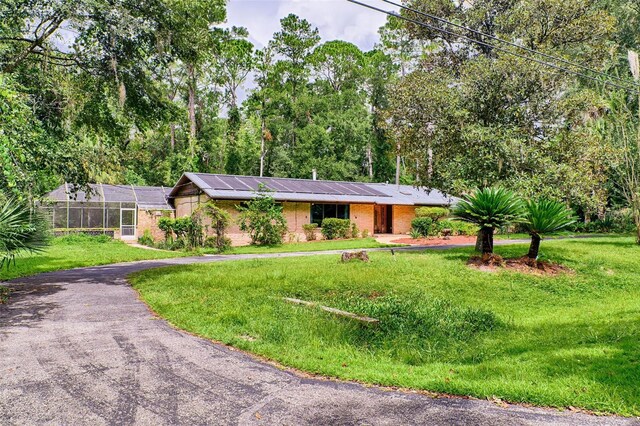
[225,0,399,51]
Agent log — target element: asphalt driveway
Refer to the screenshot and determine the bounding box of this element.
[1,250,638,425]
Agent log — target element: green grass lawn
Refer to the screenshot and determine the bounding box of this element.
[0,235,186,281]
[210,237,400,255]
[131,237,640,416]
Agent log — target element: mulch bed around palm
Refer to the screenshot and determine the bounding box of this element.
[468,254,573,276]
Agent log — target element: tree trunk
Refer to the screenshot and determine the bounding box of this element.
[481,227,494,254]
[187,63,197,154]
[260,117,266,177]
[395,145,401,186]
[475,231,483,252]
[170,124,176,150]
[527,233,541,260]
[633,195,640,245]
[367,144,374,179]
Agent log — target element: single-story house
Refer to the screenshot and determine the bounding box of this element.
[42,183,173,240]
[42,174,455,244]
[168,173,455,245]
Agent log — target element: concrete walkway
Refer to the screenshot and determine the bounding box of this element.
[1,247,638,425]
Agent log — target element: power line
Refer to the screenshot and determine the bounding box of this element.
[378,0,640,90]
[346,0,640,94]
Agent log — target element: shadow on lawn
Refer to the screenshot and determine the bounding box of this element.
[561,239,639,249]
[536,318,640,414]
[462,318,640,414]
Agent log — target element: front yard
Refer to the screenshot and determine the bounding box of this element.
[130,237,640,416]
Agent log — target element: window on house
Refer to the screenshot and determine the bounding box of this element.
[311,204,350,225]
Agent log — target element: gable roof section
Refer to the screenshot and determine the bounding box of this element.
[45,183,173,210]
[169,173,455,206]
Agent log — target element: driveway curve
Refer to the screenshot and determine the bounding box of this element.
[1,250,638,426]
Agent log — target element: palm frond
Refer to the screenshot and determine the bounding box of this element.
[452,187,526,228]
[0,198,50,268]
[524,199,576,236]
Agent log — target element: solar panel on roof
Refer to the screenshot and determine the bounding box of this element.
[263,179,293,193]
[199,175,224,190]
[188,174,392,198]
[275,180,297,192]
[230,176,255,191]
[245,176,264,190]
[214,175,238,190]
[220,176,249,191]
[300,181,319,193]
[332,182,360,196]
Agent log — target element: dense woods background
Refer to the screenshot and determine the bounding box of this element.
[2,0,640,222]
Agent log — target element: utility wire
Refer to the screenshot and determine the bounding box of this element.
[378,0,640,90]
[347,0,640,94]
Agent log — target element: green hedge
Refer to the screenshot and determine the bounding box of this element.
[415,207,450,221]
[302,223,319,241]
[411,218,479,237]
[321,218,351,240]
[438,220,479,236]
[411,217,434,237]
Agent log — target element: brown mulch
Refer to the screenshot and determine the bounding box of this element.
[467,254,573,276]
[392,236,478,246]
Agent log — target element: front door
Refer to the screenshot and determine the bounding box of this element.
[374,205,388,234]
[374,205,393,234]
[120,208,137,238]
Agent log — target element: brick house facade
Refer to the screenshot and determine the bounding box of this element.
[43,176,454,245]
[168,173,455,245]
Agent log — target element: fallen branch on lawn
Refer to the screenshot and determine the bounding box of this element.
[283,297,379,324]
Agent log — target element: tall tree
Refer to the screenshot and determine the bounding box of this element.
[213,27,254,174]
[363,49,397,181]
[162,0,226,159]
[385,0,616,214]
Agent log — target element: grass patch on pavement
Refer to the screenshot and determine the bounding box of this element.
[0,285,9,303]
[0,234,186,281]
[130,237,640,416]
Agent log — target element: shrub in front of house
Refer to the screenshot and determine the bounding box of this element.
[238,186,288,246]
[437,220,479,236]
[196,202,232,253]
[415,207,450,221]
[411,217,434,237]
[412,207,453,238]
[321,218,352,240]
[138,229,155,247]
[302,223,319,241]
[350,222,360,238]
[204,235,231,252]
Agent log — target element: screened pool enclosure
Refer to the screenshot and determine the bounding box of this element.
[41,184,173,238]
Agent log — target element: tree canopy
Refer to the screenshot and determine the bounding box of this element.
[1,0,639,228]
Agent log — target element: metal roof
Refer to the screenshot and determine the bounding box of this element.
[169,173,455,206]
[45,183,173,210]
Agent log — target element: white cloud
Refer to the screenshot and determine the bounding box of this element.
[223,0,400,106]
[226,0,398,50]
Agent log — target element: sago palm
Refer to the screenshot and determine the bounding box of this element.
[453,187,526,255]
[523,199,576,260]
[0,198,49,268]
